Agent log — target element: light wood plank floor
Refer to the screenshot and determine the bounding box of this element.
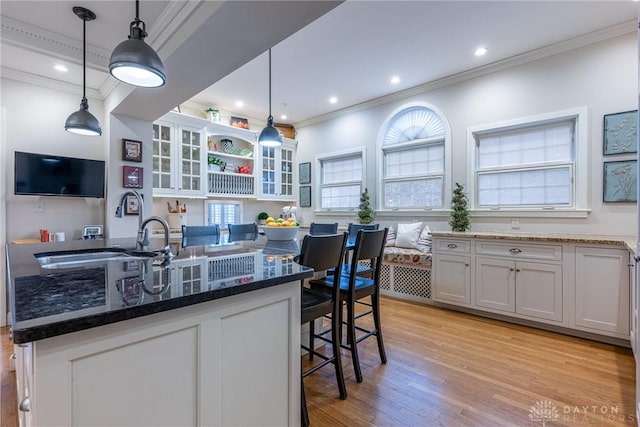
[2,297,636,427]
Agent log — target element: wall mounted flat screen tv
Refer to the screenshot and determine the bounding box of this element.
[14,151,105,198]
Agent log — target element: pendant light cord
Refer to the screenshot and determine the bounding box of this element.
[82,18,86,99]
[268,48,272,118]
[136,0,139,20]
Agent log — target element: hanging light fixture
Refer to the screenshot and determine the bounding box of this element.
[109,0,166,88]
[258,49,282,147]
[65,6,102,136]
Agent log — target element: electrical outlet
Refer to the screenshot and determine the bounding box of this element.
[511,219,519,229]
[34,200,45,213]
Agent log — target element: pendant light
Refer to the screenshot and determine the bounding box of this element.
[258,49,282,147]
[109,0,166,88]
[65,7,102,136]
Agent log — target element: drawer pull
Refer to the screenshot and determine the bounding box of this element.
[509,248,522,254]
[447,243,458,249]
[509,268,515,272]
[19,396,30,412]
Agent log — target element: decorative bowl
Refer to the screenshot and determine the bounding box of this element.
[263,226,299,241]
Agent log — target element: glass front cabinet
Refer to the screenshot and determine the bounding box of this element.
[259,139,296,200]
[152,116,206,197]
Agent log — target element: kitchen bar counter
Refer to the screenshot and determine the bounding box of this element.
[7,235,311,344]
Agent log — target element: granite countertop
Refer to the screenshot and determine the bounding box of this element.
[430,231,636,251]
[7,235,311,344]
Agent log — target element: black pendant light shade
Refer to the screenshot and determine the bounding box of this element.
[109,0,166,88]
[65,6,102,136]
[258,49,282,147]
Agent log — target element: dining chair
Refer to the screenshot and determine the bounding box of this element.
[181,225,220,247]
[297,232,349,426]
[309,222,338,235]
[227,222,259,241]
[347,223,379,236]
[311,228,388,383]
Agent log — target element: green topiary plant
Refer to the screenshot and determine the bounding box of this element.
[449,182,470,232]
[357,188,375,224]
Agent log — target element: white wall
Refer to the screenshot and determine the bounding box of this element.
[295,32,638,237]
[3,79,107,241]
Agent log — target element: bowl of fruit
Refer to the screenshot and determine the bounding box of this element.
[263,217,300,241]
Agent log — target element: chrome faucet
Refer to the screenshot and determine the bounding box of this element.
[115,190,172,256]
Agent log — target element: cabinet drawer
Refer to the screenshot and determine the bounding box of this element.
[434,239,471,254]
[475,241,562,261]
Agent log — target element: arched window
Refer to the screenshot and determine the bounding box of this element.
[379,104,448,210]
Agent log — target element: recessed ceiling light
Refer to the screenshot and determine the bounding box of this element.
[390,76,400,84]
[54,64,68,72]
[329,96,338,104]
[475,47,488,57]
[235,100,244,108]
[280,114,287,120]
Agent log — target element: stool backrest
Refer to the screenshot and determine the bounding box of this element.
[228,223,259,241]
[309,222,339,235]
[297,233,347,274]
[182,225,220,247]
[347,223,379,237]
[348,228,388,288]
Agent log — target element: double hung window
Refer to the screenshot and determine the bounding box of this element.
[318,150,364,210]
[474,118,576,208]
[206,201,242,227]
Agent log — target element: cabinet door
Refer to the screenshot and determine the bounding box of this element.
[178,126,204,196]
[515,261,562,322]
[630,252,637,355]
[475,257,515,313]
[260,142,296,200]
[279,146,294,197]
[261,145,277,197]
[433,254,471,305]
[575,247,629,336]
[152,122,174,194]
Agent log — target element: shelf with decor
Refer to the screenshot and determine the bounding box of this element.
[206,124,257,198]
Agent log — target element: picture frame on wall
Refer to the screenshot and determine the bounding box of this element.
[299,186,311,207]
[123,166,143,189]
[603,159,637,203]
[125,194,141,215]
[603,110,638,155]
[122,138,142,162]
[299,162,311,184]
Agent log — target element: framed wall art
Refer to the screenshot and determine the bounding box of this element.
[125,194,141,215]
[123,166,143,189]
[299,162,311,184]
[603,160,637,203]
[299,186,311,207]
[603,110,638,155]
[230,116,249,129]
[122,138,142,162]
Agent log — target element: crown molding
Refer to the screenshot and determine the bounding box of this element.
[296,19,637,128]
[1,66,103,100]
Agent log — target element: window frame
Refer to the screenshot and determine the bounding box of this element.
[315,147,366,212]
[376,102,451,213]
[466,107,589,215]
[204,199,244,230]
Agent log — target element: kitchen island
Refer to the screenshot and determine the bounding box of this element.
[7,236,310,426]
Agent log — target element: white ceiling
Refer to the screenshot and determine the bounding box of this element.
[1,1,637,125]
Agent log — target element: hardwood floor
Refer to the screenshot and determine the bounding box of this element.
[1,297,635,426]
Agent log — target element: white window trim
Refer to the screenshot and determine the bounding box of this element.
[376,101,452,212]
[466,107,589,216]
[203,199,245,230]
[314,146,367,212]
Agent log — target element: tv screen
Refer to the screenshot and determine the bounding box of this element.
[14,151,105,198]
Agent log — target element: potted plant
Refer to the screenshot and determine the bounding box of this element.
[207,154,226,171]
[357,188,375,224]
[204,107,220,123]
[449,182,470,232]
[257,212,269,226]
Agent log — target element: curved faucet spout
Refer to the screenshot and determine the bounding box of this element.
[139,216,172,256]
[115,190,145,240]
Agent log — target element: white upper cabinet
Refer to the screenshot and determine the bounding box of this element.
[259,138,296,201]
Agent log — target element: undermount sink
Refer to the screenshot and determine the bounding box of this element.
[35,247,155,269]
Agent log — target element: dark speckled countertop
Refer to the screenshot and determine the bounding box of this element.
[7,235,312,344]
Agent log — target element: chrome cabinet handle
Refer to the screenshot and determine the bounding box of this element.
[509,267,515,272]
[19,396,30,412]
[509,248,522,254]
[447,243,458,249]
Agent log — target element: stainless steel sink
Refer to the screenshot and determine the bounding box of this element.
[35,248,155,269]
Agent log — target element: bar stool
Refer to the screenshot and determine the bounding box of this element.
[181,225,220,247]
[309,222,338,235]
[297,232,348,426]
[227,222,259,241]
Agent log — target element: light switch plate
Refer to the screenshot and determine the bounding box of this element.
[34,200,44,213]
[511,219,519,229]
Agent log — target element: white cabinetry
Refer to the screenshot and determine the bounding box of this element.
[433,238,472,306]
[259,139,296,200]
[152,113,206,197]
[574,246,629,337]
[206,124,257,197]
[24,282,300,426]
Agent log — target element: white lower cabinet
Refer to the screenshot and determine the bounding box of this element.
[433,254,471,305]
[475,257,562,322]
[574,246,629,337]
[25,282,300,426]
